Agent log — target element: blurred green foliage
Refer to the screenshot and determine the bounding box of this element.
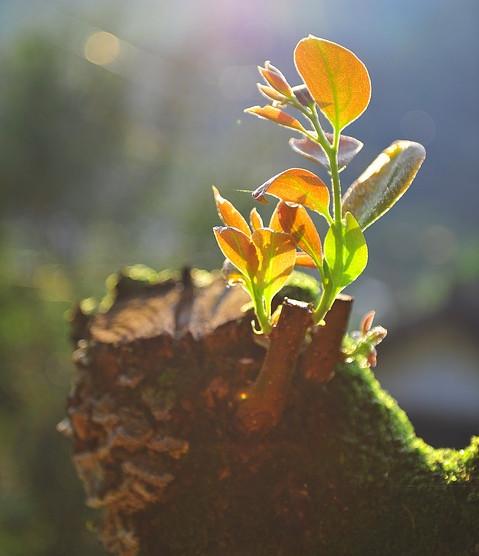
[0,32,128,556]
[0,247,104,555]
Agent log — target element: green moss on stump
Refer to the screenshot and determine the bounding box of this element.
[142,360,478,556]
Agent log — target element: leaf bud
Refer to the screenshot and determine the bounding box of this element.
[292,84,313,107]
[258,61,292,96]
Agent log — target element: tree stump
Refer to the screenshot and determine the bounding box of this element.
[60,267,479,556]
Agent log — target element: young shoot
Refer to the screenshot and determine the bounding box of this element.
[213,35,426,334]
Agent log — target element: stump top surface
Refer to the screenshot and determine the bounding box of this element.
[89,273,249,344]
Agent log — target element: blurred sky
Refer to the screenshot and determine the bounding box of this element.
[0,0,479,324]
[1,0,478,324]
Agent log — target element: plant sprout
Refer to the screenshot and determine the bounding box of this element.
[213,35,426,334]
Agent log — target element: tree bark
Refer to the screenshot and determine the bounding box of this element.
[60,267,479,556]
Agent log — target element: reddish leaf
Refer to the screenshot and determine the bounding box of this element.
[294,36,371,131]
[289,134,363,170]
[257,84,285,103]
[253,168,330,216]
[213,226,258,278]
[295,251,316,268]
[268,202,282,231]
[360,310,375,334]
[258,61,292,96]
[245,106,306,133]
[212,186,251,236]
[292,84,313,107]
[276,201,322,262]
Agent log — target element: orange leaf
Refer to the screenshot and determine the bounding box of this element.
[268,202,282,231]
[258,61,292,96]
[249,208,264,231]
[212,186,251,236]
[251,229,296,302]
[276,201,322,262]
[245,105,306,133]
[213,226,258,278]
[294,36,371,131]
[253,168,330,216]
[257,84,285,103]
[295,251,316,268]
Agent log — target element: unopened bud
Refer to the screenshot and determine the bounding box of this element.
[292,84,313,107]
[257,83,286,103]
[258,61,292,97]
[367,325,387,346]
[360,310,376,334]
[367,347,377,368]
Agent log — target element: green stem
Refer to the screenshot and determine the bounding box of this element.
[329,129,342,225]
[252,284,271,335]
[289,98,345,325]
[299,103,333,159]
[313,284,337,325]
[299,105,344,325]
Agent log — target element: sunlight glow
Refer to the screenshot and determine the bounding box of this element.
[84,31,120,66]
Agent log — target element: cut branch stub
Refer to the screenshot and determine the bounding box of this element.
[235,299,312,435]
[300,294,353,383]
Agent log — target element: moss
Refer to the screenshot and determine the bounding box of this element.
[144,361,478,556]
[308,361,478,555]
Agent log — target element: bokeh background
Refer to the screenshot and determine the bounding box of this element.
[1,0,478,554]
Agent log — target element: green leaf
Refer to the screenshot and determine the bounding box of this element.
[324,212,368,288]
[342,140,426,230]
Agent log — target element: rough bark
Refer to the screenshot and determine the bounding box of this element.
[61,267,479,556]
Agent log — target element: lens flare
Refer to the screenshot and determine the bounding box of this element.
[84,31,120,66]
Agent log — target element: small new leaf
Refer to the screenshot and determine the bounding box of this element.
[289,134,363,171]
[253,168,330,217]
[292,84,313,107]
[245,105,306,133]
[295,251,316,268]
[294,36,371,132]
[212,186,251,236]
[213,226,258,278]
[342,140,426,229]
[276,201,322,263]
[249,207,264,231]
[252,229,296,304]
[324,212,368,288]
[257,84,286,103]
[258,61,292,96]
